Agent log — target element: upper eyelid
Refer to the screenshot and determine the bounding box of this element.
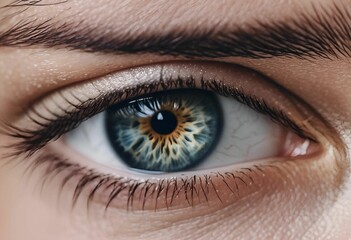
[3,61,318,155]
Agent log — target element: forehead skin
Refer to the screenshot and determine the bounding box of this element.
[0,0,351,240]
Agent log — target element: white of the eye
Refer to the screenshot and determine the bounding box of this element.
[65,112,128,168]
[197,96,282,169]
[65,95,284,171]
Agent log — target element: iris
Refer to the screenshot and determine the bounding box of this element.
[106,89,223,172]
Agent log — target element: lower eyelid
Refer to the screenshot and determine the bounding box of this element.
[26,142,335,212]
[28,151,263,210]
[33,133,322,211]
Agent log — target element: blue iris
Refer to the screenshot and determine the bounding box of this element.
[105,89,223,172]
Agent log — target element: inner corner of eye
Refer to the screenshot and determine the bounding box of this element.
[59,88,316,174]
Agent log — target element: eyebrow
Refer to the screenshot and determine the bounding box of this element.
[0,3,350,59]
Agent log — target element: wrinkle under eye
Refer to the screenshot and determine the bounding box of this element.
[105,89,222,172]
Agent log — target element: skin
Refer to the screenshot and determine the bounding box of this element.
[0,0,351,239]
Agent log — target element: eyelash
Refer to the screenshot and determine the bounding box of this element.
[33,151,271,210]
[2,74,312,210]
[6,76,308,155]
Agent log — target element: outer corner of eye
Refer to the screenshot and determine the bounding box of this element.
[281,130,320,159]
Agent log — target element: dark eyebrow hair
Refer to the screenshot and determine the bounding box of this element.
[0,3,350,59]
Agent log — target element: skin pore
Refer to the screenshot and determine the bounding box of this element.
[0,0,351,239]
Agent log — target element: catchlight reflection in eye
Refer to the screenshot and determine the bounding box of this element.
[106,89,222,172]
[65,88,294,173]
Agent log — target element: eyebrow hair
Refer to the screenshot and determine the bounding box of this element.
[0,3,350,59]
[4,0,68,7]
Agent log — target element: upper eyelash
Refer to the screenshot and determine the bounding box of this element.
[3,75,310,157]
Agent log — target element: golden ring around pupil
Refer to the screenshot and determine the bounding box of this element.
[138,104,192,148]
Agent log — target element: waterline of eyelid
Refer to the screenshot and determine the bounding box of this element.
[47,137,320,181]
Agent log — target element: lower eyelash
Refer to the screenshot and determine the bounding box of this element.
[24,150,269,211]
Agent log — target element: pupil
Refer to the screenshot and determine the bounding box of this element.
[150,110,178,135]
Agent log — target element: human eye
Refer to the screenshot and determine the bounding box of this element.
[5,61,322,210]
